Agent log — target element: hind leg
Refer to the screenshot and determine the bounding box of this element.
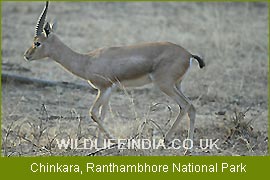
[152,76,195,154]
[163,85,193,142]
[176,83,196,143]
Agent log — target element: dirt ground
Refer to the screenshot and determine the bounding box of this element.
[1,2,268,156]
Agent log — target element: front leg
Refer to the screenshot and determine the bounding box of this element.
[90,113,113,139]
[90,87,114,139]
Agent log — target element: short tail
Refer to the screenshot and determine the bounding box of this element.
[192,55,205,69]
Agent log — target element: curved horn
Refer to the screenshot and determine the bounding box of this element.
[35,1,49,37]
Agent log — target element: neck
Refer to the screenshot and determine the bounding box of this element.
[48,34,89,78]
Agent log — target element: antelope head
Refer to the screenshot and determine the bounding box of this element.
[24,1,56,61]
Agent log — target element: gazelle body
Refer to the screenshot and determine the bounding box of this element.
[24,2,205,153]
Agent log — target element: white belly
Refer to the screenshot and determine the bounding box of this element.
[119,74,152,87]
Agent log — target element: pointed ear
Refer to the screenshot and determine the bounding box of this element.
[51,20,57,32]
[44,22,51,37]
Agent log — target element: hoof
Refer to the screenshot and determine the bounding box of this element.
[184,149,192,156]
[164,139,172,147]
[90,114,98,123]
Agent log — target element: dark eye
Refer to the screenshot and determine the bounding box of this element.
[34,42,41,47]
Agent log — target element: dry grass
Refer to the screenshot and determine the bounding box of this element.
[2,95,267,156]
[1,2,268,156]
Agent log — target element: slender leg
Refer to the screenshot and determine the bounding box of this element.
[100,85,115,121]
[154,81,195,154]
[90,87,114,139]
[165,106,188,140]
[176,84,196,144]
[163,85,191,141]
[98,86,115,143]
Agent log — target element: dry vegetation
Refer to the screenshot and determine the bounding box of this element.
[1,2,268,156]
